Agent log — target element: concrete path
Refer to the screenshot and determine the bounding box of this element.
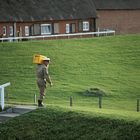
[0,105,37,123]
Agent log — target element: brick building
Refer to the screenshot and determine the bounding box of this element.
[94,0,140,34]
[0,0,140,39]
[0,0,97,38]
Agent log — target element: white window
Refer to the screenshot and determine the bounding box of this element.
[54,23,59,34]
[66,24,70,33]
[83,21,89,31]
[41,24,51,35]
[25,26,29,36]
[3,26,7,36]
[71,23,76,33]
[9,26,14,36]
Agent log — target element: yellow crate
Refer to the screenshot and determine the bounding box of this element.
[33,54,45,64]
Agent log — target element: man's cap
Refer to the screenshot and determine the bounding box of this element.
[42,56,50,61]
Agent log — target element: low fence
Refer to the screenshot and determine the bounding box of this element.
[31,94,140,112]
[3,89,139,112]
[0,30,115,42]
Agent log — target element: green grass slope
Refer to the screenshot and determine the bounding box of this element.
[0,35,140,115]
[0,35,140,139]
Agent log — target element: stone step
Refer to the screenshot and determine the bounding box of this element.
[0,105,37,123]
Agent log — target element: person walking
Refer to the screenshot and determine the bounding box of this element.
[36,56,53,107]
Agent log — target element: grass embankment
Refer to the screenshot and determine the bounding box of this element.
[0,107,140,140]
[0,34,140,139]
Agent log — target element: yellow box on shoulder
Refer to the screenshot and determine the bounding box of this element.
[33,54,45,64]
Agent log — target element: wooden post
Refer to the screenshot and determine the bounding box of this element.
[137,99,139,112]
[70,96,72,107]
[99,96,102,109]
[34,93,36,105]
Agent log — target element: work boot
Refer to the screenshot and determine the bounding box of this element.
[40,100,44,107]
[38,99,44,107]
[38,99,41,107]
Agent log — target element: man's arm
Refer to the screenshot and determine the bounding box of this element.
[43,67,53,86]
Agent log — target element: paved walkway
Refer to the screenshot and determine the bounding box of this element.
[0,105,37,123]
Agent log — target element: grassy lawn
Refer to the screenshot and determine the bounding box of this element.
[0,34,140,139]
